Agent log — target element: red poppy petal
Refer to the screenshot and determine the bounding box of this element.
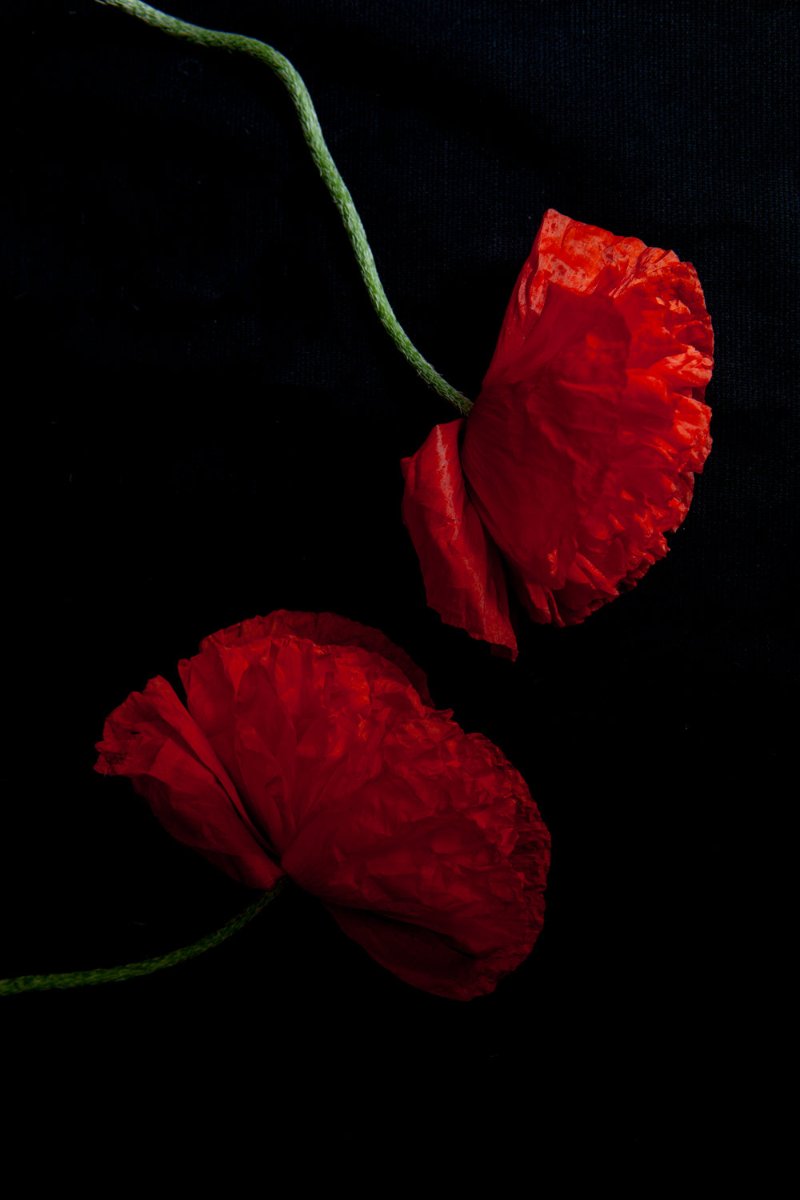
[96,617,550,998]
[277,689,549,999]
[178,643,295,855]
[197,610,432,703]
[327,898,533,1002]
[463,215,714,627]
[401,420,517,657]
[486,209,657,373]
[181,631,549,998]
[615,255,714,404]
[94,675,282,889]
[464,284,633,624]
[235,641,426,837]
[181,636,424,849]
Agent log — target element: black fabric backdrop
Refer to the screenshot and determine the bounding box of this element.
[4,0,797,1139]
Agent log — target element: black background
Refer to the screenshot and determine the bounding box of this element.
[5,0,797,1145]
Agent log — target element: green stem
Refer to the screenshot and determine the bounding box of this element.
[97,0,473,415]
[0,882,285,996]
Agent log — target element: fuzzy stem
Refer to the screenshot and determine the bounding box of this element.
[97,0,473,414]
[0,883,285,996]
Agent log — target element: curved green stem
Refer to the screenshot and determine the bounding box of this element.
[0,882,285,996]
[97,0,473,414]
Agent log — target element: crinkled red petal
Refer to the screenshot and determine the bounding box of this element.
[94,676,283,889]
[401,420,517,656]
[283,725,549,1000]
[196,609,432,703]
[95,620,550,999]
[459,209,713,626]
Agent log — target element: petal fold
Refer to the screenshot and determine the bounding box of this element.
[401,421,517,656]
[95,676,283,889]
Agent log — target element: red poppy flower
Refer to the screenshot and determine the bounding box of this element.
[94,611,550,1000]
[402,209,714,657]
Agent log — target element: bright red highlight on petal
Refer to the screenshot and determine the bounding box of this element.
[402,209,714,655]
[95,611,551,1000]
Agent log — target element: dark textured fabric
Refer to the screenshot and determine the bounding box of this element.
[5,0,797,1130]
